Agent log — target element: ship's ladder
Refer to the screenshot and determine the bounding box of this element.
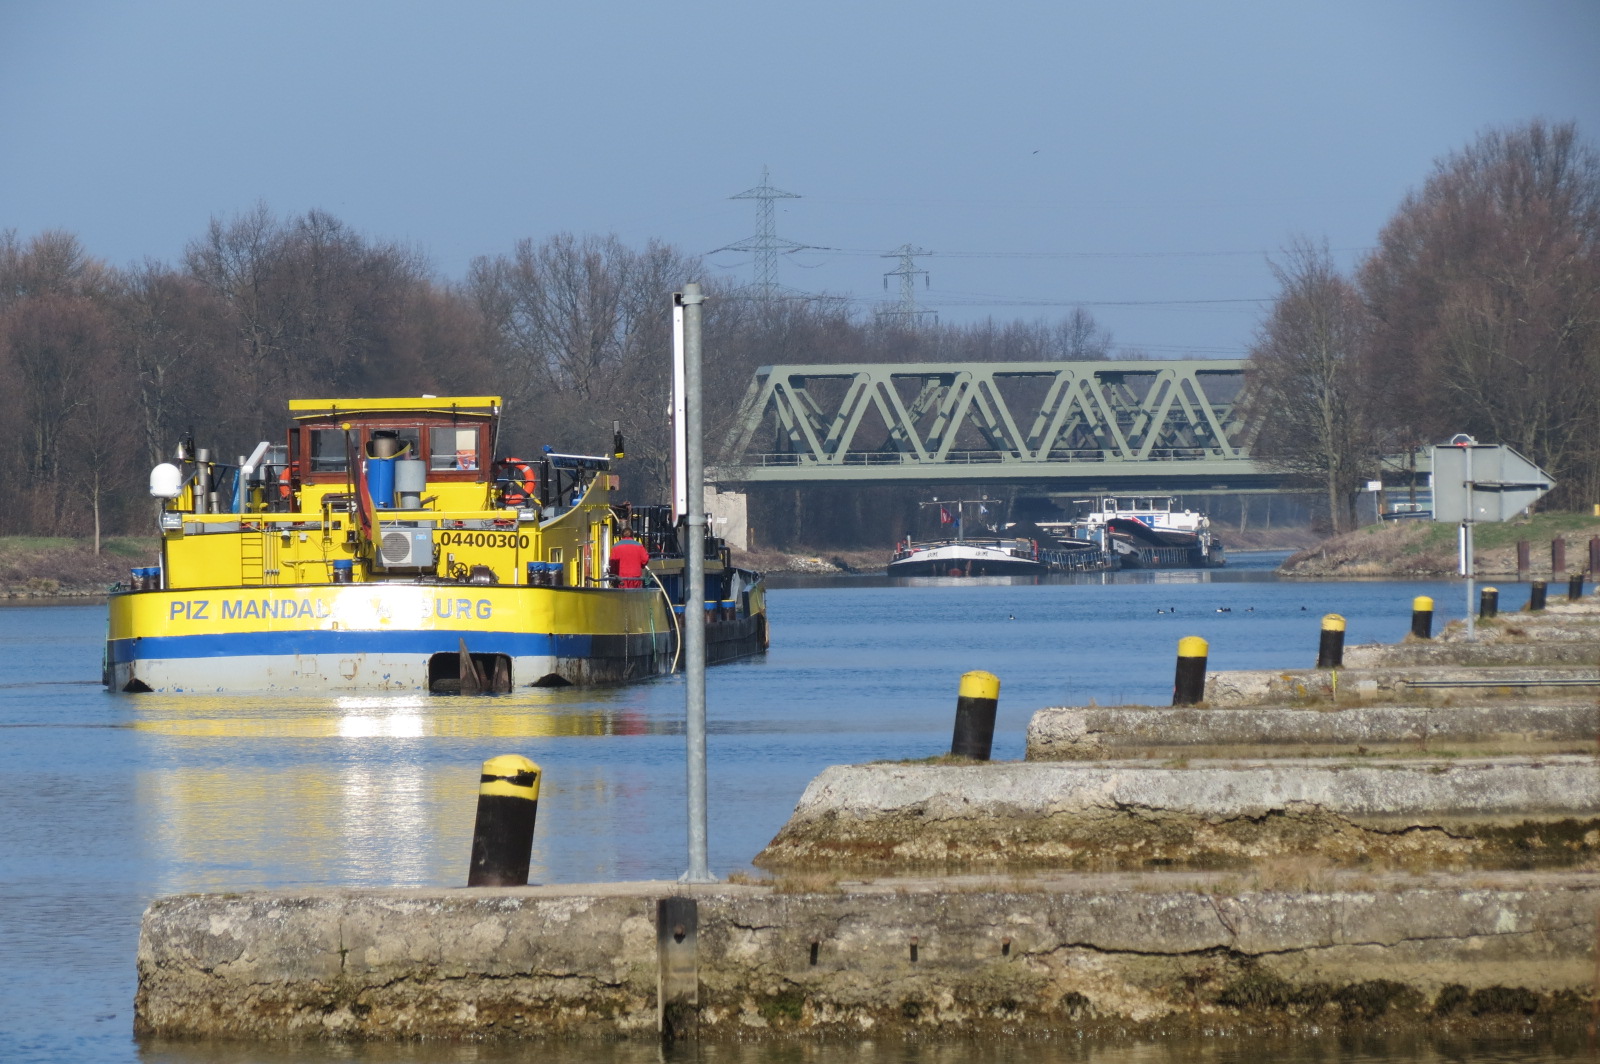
[240,530,266,586]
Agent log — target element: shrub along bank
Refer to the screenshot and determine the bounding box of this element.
[1280,512,1600,578]
[0,537,159,597]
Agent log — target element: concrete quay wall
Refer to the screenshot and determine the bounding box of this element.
[1343,640,1600,668]
[135,879,1600,1041]
[1203,665,1600,707]
[1026,703,1599,760]
[754,758,1599,872]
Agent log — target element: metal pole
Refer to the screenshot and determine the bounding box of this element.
[678,283,712,883]
[1463,445,1475,641]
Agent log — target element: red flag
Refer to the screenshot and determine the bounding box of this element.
[940,506,952,524]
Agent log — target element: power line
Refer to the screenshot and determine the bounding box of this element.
[794,245,1374,260]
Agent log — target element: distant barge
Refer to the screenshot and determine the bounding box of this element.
[1040,496,1225,570]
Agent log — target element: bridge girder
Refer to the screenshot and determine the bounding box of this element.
[716,359,1278,489]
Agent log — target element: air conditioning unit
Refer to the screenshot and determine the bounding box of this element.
[377,526,434,570]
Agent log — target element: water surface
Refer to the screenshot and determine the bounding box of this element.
[1,556,1581,1062]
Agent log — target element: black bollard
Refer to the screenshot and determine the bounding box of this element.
[1317,614,1346,668]
[1479,586,1499,620]
[951,670,1000,760]
[1172,636,1208,706]
[1552,536,1566,576]
[1411,596,1434,639]
[1570,573,1585,602]
[1516,540,1530,579]
[1528,580,1547,612]
[468,754,541,886]
[1591,536,1600,577]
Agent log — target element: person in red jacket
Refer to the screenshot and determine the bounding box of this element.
[611,534,650,588]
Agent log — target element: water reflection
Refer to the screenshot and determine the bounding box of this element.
[135,1029,1596,1063]
[128,690,673,739]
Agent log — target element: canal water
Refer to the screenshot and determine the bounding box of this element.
[0,556,1585,1062]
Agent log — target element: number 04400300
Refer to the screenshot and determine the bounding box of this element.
[438,531,530,549]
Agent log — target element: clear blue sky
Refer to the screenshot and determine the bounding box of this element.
[3,0,1597,357]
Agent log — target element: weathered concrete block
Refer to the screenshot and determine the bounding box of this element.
[1026,703,1600,760]
[1204,666,1600,707]
[1344,640,1600,668]
[136,888,662,1040]
[136,878,1600,1041]
[755,758,1600,872]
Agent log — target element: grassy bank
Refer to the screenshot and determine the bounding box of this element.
[0,537,160,597]
[1281,512,1600,578]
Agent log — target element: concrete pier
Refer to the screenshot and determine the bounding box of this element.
[1027,702,1599,759]
[136,874,1600,1041]
[754,757,1600,871]
[134,595,1600,1043]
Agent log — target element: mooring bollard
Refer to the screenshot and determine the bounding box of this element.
[1590,536,1600,576]
[951,670,1001,760]
[1528,580,1547,612]
[467,754,541,887]
[1172,636,1208,706]
[1570,573,1586,601]
[1317,614,1346,668]
[1411,596,1434,639]
[1516,540,1530,579]
[1553,536,1566,575]
[1479,586,1499,620]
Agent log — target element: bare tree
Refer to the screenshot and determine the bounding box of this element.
[0,292,119,532]
[1245,239,1374,533]
[1051,307,1114,360]
[1361,120,1600,508]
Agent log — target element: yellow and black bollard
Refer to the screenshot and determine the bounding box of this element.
[1528,580,1547,612]
[951,670,1001,760]
[1317,614,1346,668]
[1172,636,1208,707]
[1479,586,1499,620]
[1410,596,1434,640]
[468,755,541,887]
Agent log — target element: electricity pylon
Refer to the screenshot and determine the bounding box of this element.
[713,167,808,300]
[878,244,935,326]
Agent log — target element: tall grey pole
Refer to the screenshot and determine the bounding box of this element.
[677,283,712,882]
[1463,445,1475,641]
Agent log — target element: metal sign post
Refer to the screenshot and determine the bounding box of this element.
[675,283,712,883]
[1461,443,1475,641]
[1431,437,1554,642]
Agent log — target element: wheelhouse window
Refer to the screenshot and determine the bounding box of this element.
[309,429,348,473]
[369,427,421,459]
[430,427,480,471]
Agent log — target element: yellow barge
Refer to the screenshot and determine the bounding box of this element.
[105,396,766,693]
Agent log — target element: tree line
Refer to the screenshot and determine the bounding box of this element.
[7,119,1591,549]
[0,209,1117,547]
[1246,120,1600,531]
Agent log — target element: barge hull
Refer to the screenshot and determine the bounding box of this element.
[105,584,763,693]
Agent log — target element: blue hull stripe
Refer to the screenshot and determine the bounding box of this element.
[107,630,603,663]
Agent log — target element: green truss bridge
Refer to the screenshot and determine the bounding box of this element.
[715,359,1279,491]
